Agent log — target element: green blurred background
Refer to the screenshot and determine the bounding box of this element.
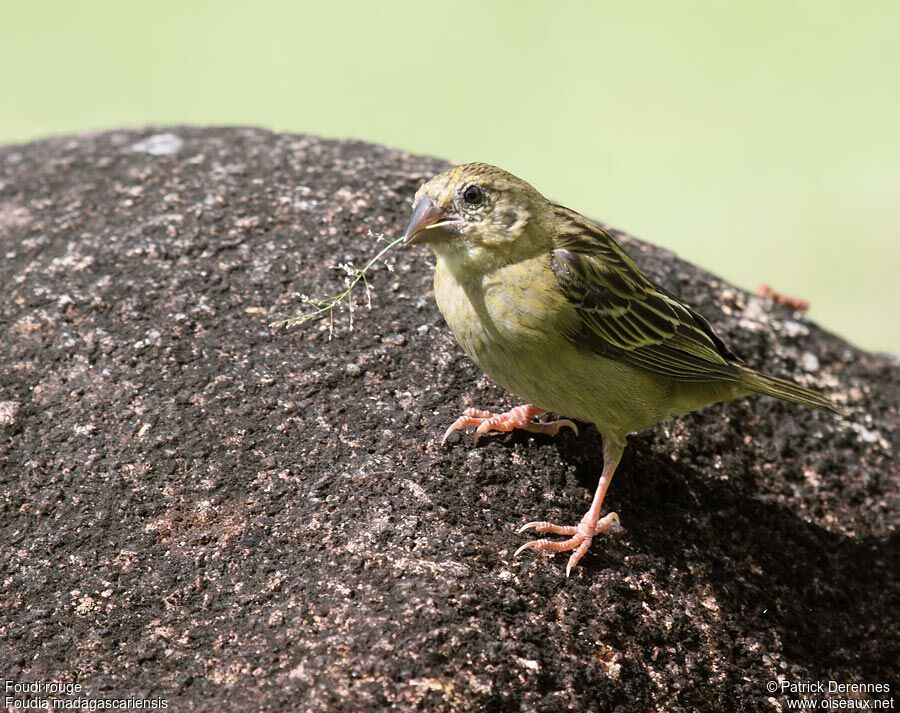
[3,0,898,353]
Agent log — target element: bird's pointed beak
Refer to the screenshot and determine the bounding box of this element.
[403,197,446,245]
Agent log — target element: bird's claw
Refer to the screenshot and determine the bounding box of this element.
[515,513,621,576]
[441,404,578,445]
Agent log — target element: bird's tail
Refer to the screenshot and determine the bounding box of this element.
[740,367,845,415]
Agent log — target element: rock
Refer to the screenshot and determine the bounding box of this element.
[0,400,20,427]
[0,128,897,711]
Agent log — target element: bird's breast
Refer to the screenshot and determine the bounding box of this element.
[433,254,581,405]
[434,255,558,350]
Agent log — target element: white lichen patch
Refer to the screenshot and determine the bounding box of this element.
[131,133,184,156]
[0,401,20,426]
[782,320,810,338]
[848,421,890,450]
[799,351,820,373]
[738,296,770,331]
[0,201,31,232]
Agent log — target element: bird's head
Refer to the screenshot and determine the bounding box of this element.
[403,163,547,268]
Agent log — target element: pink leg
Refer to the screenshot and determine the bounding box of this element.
[516,447,623,576]
[441,404,578,445]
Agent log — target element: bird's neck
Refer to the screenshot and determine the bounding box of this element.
[432,227,548,282]
[433,243,502,283]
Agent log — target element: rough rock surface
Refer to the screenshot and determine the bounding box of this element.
[0,128,896,712]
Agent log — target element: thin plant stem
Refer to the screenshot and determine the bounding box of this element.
[270,232,405,334]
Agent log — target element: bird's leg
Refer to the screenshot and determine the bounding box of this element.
[441,404,578,445]
[516,449,623,576]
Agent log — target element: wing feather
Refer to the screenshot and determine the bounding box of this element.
[550,205,743,383]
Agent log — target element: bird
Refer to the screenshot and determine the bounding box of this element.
[402,162,842,576]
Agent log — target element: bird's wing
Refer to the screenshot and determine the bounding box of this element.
[549,205,744,383]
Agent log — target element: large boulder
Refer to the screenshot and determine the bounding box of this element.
[1,128,896,711]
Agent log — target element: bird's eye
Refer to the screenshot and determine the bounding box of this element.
[462,184,484,206]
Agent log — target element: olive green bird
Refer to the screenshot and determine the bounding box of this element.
[403,163,841,576]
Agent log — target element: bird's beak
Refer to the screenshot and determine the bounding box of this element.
[403,197,449,245]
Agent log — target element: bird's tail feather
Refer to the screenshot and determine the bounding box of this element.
[740,367,844,415]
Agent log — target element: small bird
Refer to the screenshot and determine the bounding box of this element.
[403,163,841,576]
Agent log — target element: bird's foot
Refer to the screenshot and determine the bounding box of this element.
[441,404,578,445]
[515,512,621,576]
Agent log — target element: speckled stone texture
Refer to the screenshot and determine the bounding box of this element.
[0,128,897,712]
